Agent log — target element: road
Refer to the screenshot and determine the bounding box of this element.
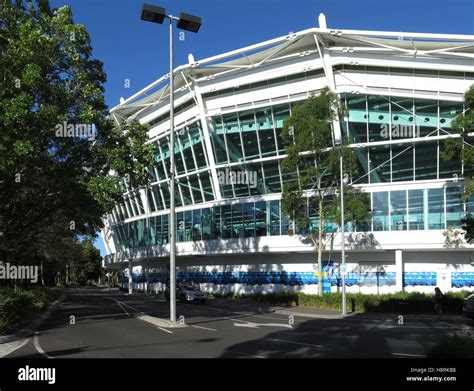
[4,287,472,358]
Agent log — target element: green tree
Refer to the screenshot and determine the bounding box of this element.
[281,89,370,295]
[0,1,154,269]
[440,84,474,243]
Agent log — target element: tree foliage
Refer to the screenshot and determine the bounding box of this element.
[0,1,154,272]
[280,89,370,295]
[440,84,474,243]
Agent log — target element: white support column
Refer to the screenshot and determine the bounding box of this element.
[128,259,133,295]
[139,188,151,215]
[193,83,223,200]
[313,26,343,146]
[395,250,404,292]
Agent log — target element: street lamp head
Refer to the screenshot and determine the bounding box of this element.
[177,12,202,32]
[141,3,166,24]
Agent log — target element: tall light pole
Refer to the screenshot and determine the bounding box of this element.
[141,3,202,323]
[339,145,347,315]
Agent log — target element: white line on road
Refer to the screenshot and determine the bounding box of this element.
[233,321,293,329]
[0,337,31,358]
[33,332,53,359]
[191,325,217,331]
[157,327,173,334]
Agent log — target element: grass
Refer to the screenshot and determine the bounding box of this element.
[0,286,62,335]
[214,290,472,314]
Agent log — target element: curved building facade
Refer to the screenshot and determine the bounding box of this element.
[102,16,474,294]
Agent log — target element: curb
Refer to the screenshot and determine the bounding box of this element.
[275,308,469,321]
[0,293,66,345]
[275,309,347,319]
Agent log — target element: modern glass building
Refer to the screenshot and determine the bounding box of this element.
[102,15,474,294]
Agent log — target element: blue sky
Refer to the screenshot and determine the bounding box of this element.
[48,0,474,255]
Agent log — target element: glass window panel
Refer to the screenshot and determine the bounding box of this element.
[415,99,438,138]
[177,212,185,242]
[242,202,255,237]
[184,210,192,242]
[200,172,214,202]
[373,192,389,231]
[174,138,186,175]
[390,190,407,230]
[281,210,291,235]
[446,186,463,228]
[269,200,280,236]
[408,189,425,230]
[239,111,260,160]
[181,129,196,172]
[155,215,162,245]
[256,108,277,157]
[368,95,389,142]
[162,214,169,244]
[428,188,444,230]
[391,143,414,182]
[352,147,369,184]
[232,203,243,238]
[253,201,266,237]
[346,94,367,143]
[161,183,170,209]
[273,104,291,153]
[190,124,208,169]
[262,160,282,193]
[189,176,203,204]
[439,101,463,133]
[415,141,437,180]
[221,205,232,239]
[369,145,391,183]
[202,208,211,240]
[211,116,228,164]
[192,209,202,241]
[439,139,462,179]
[225,131,244,163]
[467,194,474,214]
[178,179,193,206]
[211,206,221,240]
[391,97,414,130]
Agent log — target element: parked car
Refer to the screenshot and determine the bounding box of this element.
[462,293,474,319]
[165,283,207,303]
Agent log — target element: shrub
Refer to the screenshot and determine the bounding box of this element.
[241,290,473,314]
[0,287,62,334]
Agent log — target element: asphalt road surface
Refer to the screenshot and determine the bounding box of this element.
[4,287,472,358]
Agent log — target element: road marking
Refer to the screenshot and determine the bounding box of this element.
[269,338,323,349]
[33,332,53,359]
[115,300,146,315]
[0,337,31,358]
[233,321,292,329]
[234,322,259,328]
[392,352,426,357]
[157,327,173,334]
[75,313,129,320]
[191,325,217,331]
